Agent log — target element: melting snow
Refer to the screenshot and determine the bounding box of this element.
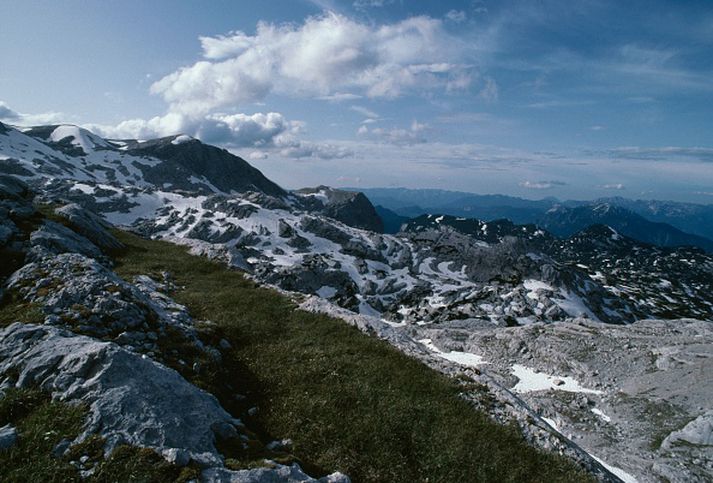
[50,125,108,154]
[523,279,554,299]
[542,417,560,432]
[71,183,96,195]
[418,339,487,368]
[511,365,602,394]
[554,289,601,321]
[591,408,612,422]
[590,455,638,483]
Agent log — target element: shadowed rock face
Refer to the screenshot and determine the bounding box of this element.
[55,203,124,251]
[322,191,384,233]
[125,136,286,197]
[296,186,384,233]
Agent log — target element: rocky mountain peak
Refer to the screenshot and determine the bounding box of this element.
[295,186,384,232]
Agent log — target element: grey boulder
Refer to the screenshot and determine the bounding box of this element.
[0,424,18,451]
[202,464,349,483]
[28,220,104,262]
[55,203,124,251]
[0,323,242,467]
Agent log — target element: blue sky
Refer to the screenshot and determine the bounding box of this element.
[1,0,712,202]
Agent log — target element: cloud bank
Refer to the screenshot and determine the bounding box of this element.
[86,12,475,159]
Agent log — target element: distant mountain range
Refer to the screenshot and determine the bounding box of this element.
[354,187,713,252]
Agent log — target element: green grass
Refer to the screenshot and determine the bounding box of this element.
[0,388,85,482]
[112,229,593,483]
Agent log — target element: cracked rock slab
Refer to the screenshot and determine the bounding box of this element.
[0,323,241,467]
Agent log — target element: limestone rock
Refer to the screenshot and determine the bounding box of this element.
[202,463,350,483]
[55,203,124,251]
[28,221,104,262]
[0,424,18,451]
[0,323,241,467]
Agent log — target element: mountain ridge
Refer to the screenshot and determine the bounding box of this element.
[352,186,713,251]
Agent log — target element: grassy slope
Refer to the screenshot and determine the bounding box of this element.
[111,229,593,483]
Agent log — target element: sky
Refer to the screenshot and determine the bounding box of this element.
[1,0,712,203]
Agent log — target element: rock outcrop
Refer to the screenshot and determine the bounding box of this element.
[0,323,241,467]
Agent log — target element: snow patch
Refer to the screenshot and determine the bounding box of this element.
[590,455,638,483]
[511,365,602,394]
[523,279,554,300]
[51,125,109,154]
[591,408,612,422]
[418,339,487,368]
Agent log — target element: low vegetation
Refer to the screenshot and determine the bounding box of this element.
[0,387,198,483]
[112,230,594,482]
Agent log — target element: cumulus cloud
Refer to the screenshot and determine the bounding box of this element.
[357,120,427,145]
[89,111,295,147]
[88,110,347,160]
[150,13,472,116]
[0,101,66,125]
[519,180,567,190]
[599,183,625,190]
[279,141,353,160]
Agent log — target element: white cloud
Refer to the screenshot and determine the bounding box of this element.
[599,183,625,190]
[89,109,351,160]
[0,100,66,126]
[316,93,362,102]
[607,146,713,162]
[445,10,467,23]
[350,105,379,119]
[279,141,353,160]
[150,13,473,116]
[0,102,19,120]
[519,180,566,190]
[357,120,427,145]
[248,151,269,160]
[88,111,298,148]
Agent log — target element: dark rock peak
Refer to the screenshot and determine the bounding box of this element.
[125,135,286,197]
[296,186,384,233]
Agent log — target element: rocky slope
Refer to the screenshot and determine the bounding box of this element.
[0,174,348,481]
[1,122,712,481]
[414,318,713,482]
[406,215,713,321]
